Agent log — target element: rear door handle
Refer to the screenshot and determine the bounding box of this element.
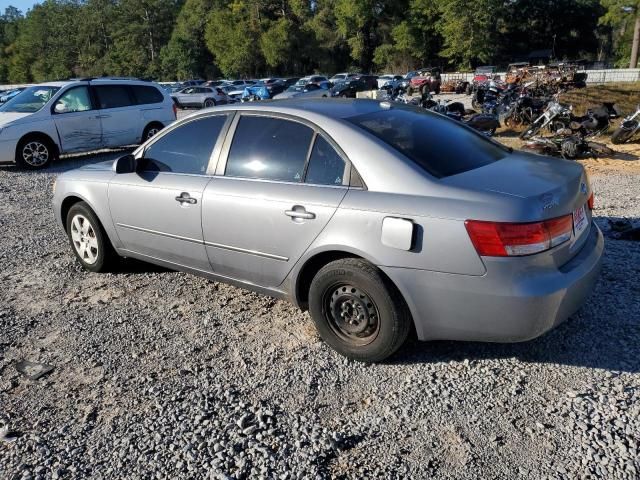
[175,192,197,205]
[285,206,315,220]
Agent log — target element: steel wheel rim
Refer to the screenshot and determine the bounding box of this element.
[324,283,380,346]
[22,141,49,167]
[70,214,99,265]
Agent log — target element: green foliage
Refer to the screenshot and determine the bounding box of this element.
[0,0,624,83]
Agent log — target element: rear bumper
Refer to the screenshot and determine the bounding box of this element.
[382,222,604,342]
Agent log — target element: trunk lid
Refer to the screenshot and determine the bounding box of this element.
[443,151,593,266]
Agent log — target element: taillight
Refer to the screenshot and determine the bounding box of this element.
[587,192,594,210]
[172,102,177,119]
[465,215,573,257]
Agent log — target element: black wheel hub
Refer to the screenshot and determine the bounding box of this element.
[327,284,379,343]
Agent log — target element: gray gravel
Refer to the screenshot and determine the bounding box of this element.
[0,152,639,479]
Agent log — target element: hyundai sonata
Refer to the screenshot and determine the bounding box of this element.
[53,99,603,362]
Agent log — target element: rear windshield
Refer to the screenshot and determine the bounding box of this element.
[348,107,508,178]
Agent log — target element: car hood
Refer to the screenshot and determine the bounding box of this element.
[0,111,32,126]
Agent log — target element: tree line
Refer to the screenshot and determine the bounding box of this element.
[0,0,637,84]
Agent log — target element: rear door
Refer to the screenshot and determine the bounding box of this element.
[93,84,139,147]
[201,114,349,287]
[52,85,102,153]
[109,114,230,271]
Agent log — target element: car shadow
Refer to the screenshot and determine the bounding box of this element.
[392,215,640,373]
[112,258,170,274]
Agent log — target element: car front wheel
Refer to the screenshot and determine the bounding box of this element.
[308,258,411,363]
[204,98,216,108]
[16,137,56,169]
[66,202,115,273]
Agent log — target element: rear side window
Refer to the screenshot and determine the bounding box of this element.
[305,136,346,186]
[95,85,132,109]
[348,108,507,178]
[225,116,314,182]
[141,115,227,174]
[132,85,164,105]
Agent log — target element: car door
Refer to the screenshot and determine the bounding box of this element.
[52,85,102,153]
[108,114,231,271]
[201,114,349,288]
[93,84,139,147]
[175,88,195,106]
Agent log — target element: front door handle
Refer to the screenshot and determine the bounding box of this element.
[95,114,111,119]
[175,192,197,205]
[285,206,315,220]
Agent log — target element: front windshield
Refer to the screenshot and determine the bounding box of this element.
[0,86,60,113]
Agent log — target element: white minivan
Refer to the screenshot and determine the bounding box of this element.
[0,78,176,169]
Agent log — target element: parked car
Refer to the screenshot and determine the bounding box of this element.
[408,67,442,95]
[203,80,232,88]
[330,79,369,98]
[273,82,332,100]
[354,75,379,91]
[0,78,176,169]
[297,75,329,87]
[330,73,359,83]
[473,66,498,85]
[284,77,301,87]
[171,86,230,108]
[376,75,404,90]
[53,99,603,362]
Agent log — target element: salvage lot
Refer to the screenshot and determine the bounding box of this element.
[1,114,640,478]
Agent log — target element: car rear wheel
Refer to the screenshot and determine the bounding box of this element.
[204,98,216,108]
[308,258,411,363]
[142,123,163,141]
[66,202,115,273]
[15,136,56,169]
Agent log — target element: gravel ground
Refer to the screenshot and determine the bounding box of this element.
[0,147,639,479]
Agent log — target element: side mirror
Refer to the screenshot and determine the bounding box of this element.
[54,102,68,114]
[113,154,137,174]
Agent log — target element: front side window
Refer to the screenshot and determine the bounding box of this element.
[348,107,508,178]
[305,136,346,186]
[141,115,227,174]
[54,86,93,113]
[0,86,59,113]
[225,116,314,182]
[95,85,132,109]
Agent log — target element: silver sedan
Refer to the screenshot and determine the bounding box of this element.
[171,86,229,108]
[52,99,603,362]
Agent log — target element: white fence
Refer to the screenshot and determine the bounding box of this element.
[441,68,640,85]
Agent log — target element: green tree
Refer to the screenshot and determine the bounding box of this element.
[600,0,640,67]
[0,6,24,82]
[160,0,216,79]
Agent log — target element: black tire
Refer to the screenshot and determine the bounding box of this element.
[142,123,163,142]
[308,258,411,363]
[66,202,116,273]
[15,135,57,170]
[203,98,216,108]
[611,127,634,145]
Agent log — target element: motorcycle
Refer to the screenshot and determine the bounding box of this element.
[611,106,640,144]
[423,95,500,135]
[523,131,613,159]
[520,98,610,140]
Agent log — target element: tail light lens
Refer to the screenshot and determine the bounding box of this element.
[587,192,594,210]
[465,215,573,257]
[172,102,178,119]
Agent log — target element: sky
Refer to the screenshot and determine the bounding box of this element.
[1,1,40,14]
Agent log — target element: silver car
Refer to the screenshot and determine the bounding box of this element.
[273,82,332,100]
[171,86,230,108]
[52,99,604,362]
